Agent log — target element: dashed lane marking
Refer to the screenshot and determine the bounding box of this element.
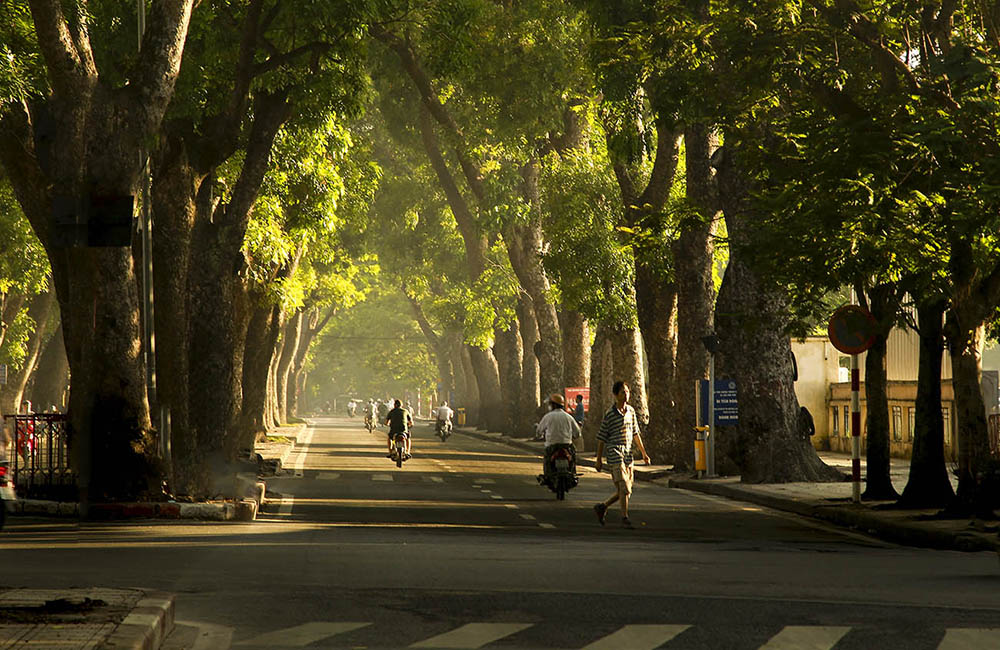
[519,514,536,521]
[409,623,533,649]
[235,622,370,647]
[759,625,851,650]
[938,628,1000,649]
[581,624,690,650]
[538,523,556,529]
[372,474,393,482]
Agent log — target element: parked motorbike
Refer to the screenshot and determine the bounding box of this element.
[389,431,410,468]
[0,459,15,531]
[539,444,579,500]
[435,418,452,441]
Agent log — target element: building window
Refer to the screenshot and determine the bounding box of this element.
[832,407,839,436]
[907,407,916,442]
[942,407,951,446]
[892,406,903,441]
[843,406,850,437]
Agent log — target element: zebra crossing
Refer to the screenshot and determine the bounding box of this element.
[230,621,1000,649]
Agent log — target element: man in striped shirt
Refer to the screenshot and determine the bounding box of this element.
[594,381,651,529]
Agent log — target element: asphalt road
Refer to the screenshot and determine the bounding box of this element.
[2,416,998,649]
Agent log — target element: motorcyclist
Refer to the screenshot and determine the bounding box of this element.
[535,393,581,483]
[385,399,413,458]
[436,401,454,435]
[376,399,390,427]
[364,399,376,429]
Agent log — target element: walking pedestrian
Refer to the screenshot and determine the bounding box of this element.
[593,381,651,529]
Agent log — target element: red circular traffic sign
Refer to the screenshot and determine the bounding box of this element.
[828,305,878,354]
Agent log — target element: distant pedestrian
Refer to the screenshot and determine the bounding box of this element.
[593,381,651,529]
[573,394,585,426]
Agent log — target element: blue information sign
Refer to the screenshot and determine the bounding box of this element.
[699,379,739,425]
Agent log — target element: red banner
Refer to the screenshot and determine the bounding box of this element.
[565,387,590,412]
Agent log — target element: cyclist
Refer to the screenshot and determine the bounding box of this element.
[384,399,413,458]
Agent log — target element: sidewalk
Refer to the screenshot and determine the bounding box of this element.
[7,423,306,522]
[454,425,1000,555]
[0,588,174,650]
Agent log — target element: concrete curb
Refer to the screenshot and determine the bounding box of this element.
[455,425,1000,554]
[11,498,257,521]
[102,591,175,650]
[667,477,1000,553]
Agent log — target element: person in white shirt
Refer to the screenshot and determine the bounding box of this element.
[436,402,454,435]
[535,393,581,481]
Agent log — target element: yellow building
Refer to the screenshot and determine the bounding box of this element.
[791,330,999,460]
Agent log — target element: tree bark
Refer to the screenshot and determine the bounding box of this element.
[713,144,841,483]
[898,298,954,507]
[460,344,481,426]
[946,316,992,515]
[406,294,454,405]
[516,296,541,437]
[668,124,717,470]
[560,309,590,388]
[468,345,506,432]
[290,307,335,418]
[860,285,899,500]
[276,311,303,424]
[508,160,564,402]
[493,320,522,435]
[582,325,613,451]
[610,324,649,428]
[636,266,679,463]
[0,0,194,502]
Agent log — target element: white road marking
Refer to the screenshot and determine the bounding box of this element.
[519,514,536,521]
[479,489,492,494]
[938,628,1000,649]
[476,478,495,484]
[409,623,533,649]
[292,426,316,477]
[538,523,555,529]
[235,622,370,646]
[581,624,690,650]
[504,504,519,509]
[759,626,851,650]
[317,472,340,480]
[490,495,503,500]
[425,476,444,483]
[372,474,393,482]
[175,620,234,650]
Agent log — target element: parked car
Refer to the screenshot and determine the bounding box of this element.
[0,458,15,531]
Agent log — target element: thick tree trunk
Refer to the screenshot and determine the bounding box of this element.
[635,265,679,463]
[713,144,841,483]
[468,345,505,432]
[516,297,540,437]
[560,309,590,388]
[29,323,69,412]
[610,324,649,428]
[493,321,522,435]
[1,289,56,416]
[460,344,481,426]
[240,298,284,449]
[276,311,303,424]
[860,285,899,500]
[290,308,334,418]
[508,161,564,402]
[666,124,717,471]
[899,299,954,508]
[151,141,201,493]
[0,0,194,504]
[582,325,613,451]
[861,332,897,499]
[946,317,992,515]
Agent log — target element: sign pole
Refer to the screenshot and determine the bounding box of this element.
[708,352,716,477]
[851,353,861,503]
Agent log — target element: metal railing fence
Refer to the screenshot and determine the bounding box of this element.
[3,414,76,500]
